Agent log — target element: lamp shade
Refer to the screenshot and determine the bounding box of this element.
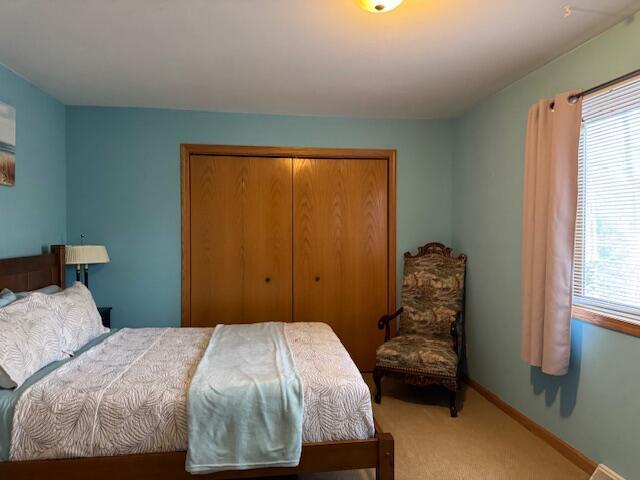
[65,245,110,265]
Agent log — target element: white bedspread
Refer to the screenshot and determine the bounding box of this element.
[9,323,374,461]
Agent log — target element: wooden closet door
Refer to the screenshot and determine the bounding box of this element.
[293,158,388,371]
[189,155,292,327]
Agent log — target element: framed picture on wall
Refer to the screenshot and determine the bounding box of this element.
[0,101,16,187]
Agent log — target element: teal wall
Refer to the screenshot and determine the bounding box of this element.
[452,15,640,478]
[66,107,453,328]
[0,64,66,257]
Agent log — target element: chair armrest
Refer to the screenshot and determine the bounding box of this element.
[378,308,403,342]
[450,311,463,355]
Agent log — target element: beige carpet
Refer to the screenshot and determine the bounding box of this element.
[296,376,589,480]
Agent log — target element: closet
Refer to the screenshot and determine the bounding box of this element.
[182,145,396,371]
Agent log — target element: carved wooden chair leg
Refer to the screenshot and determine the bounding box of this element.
[373,368,384,404]
[449,389,458,417]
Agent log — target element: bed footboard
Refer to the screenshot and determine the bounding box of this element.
[377,431,395,480]
[0,425,394,480]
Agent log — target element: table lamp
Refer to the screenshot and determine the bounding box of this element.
[65,244,110,288]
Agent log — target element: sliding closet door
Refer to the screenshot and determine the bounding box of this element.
[293,158,388,371]
[189,156,292,327]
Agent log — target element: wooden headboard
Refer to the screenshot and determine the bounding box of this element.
[0,245,66,292]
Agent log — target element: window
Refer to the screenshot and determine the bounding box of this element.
[573,75,640,333]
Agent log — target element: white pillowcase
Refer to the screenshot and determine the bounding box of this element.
[43,282,109,355]
[0,294,68,389]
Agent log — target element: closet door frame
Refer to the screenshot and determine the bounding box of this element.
[180,144,397,328]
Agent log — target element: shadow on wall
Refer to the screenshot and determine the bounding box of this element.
[529,320,583,417]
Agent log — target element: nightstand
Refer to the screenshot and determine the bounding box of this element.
[98,307,112,328]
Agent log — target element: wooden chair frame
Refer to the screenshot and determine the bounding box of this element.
[0,246,394,479]
[373,242,467,417]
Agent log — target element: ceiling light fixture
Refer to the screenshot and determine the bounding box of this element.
[358,0,404,13]
[563,4,572,17]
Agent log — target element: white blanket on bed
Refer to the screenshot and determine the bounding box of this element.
[9,323,374,462]
[186,322,303,474]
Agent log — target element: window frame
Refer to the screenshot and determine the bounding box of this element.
[571,75,640,338]
[572,305,640,337]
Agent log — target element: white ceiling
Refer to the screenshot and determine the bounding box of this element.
[0,0,639,119]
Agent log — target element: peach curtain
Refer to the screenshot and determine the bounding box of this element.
[521,92,582,376]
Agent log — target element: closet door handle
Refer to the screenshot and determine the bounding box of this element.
[314,276,320,282]
[265,277,271,283]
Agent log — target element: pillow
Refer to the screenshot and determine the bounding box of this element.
[0,289,16,308]
[0,294,67,389]
[15,284,63,299]
[0,285,63,308]
[43,282,109,355]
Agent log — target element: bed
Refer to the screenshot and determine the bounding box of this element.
[0,245,394,480]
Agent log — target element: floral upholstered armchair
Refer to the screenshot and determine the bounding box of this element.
[374,242,467,417]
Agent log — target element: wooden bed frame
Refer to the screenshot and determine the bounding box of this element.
[0,246,395,480]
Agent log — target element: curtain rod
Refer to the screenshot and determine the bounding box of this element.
[549,68,640,109]
[569,68,640,102]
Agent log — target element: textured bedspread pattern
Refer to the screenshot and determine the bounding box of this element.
[186,322,303,473]
[286,323,375,442]
[8,323,374,462]
[10,328,211,460]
